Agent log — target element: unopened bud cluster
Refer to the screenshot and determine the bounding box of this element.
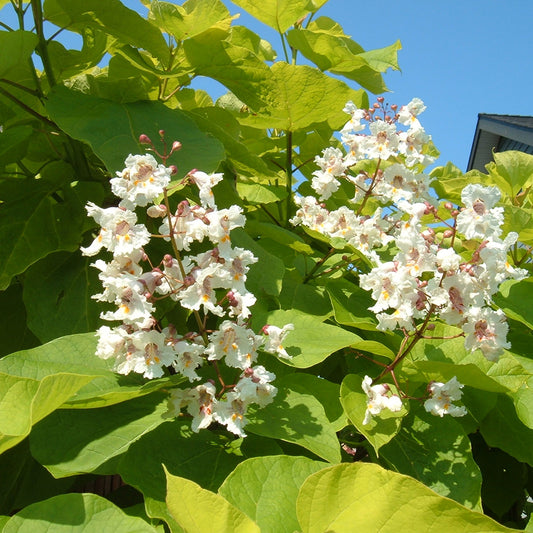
[82,146,293,437]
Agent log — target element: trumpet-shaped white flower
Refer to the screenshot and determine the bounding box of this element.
[362,375,402,425]
[463,307,510,361]
[456,184,504,240]
[262,324,294,359]
[111,154,172,209]
[81,203,150,257]
[190,170,223,208]
[424,376,467,417]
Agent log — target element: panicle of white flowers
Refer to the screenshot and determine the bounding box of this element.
[82,147,293,437]
[292,98,529,424]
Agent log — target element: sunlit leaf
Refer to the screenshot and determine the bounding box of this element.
[3,493,158,532]
[219,455,326,533]
[296,463,520,533]
[165,469,260,533]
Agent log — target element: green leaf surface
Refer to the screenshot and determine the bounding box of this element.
[228,26,277,62]
[187,107,281,181]
[219,455,326,533]
[119,420,282,511]
[257,309,361,368]
[380,407,482,510]
[495,278,533,330]
[165,469,260,533]
[340,373,405,454]
[231,0,328,33]
[280,373,346,430]
[358,40,402,73]
[407,323,530,393]
[512,376,533,428]
[0,162,86,290]
[45,85,225,174]
[480,394,533,467]
[0,125,33,167]
[183,35,275,112]
[0,333,183,408]
[240,62,368,130]
[23,251,101,343]
[44,0,169,63]
[326,278,378,330]
[29,393,169,478]
[486,150,533,198]
[3,493,158,532]
[286,26,391,93]
[247,376,341,463]
[246,221,313,255]
[296,462,520,533]
[0,372,94,454]
[231,228,285,297]
[150,0,234,41]
[236,181,287,204]
[0,31,37,77]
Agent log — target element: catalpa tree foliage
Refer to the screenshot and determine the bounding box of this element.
[1,1,532,532]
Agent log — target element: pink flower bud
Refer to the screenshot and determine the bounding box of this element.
[171,141,182,153]
[169,165,178,175]
[139,134,152,144]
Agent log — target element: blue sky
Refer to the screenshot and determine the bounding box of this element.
[3,0,532,172]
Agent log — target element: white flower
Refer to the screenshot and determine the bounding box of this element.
[362,375,402,425]
[397,98,426,130]
[206,321,262,369]
[171,339,205,382]
[463,307,510,361]
[190,170,223,208]
[234,366,277,407]
[111,154,172,209]
[81,203,150,257]
[456,184,504,240]
[128,329,177,379]
[424,376,467,417]
[166,382,217,432]
[213,391,248,437]
[366,120,399,160]
[262,324,294,359]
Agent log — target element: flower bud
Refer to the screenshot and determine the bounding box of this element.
[377,96,385,103]
[139,134,152,144]
[171,141,182,153]
[443,229,453,239]
[169,165,178,175]
[158,129,165,137]
[163,254,174,268]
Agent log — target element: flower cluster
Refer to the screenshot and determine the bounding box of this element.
[292,99,526,362]
[292,98,528,423]
[82,147,293,437]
